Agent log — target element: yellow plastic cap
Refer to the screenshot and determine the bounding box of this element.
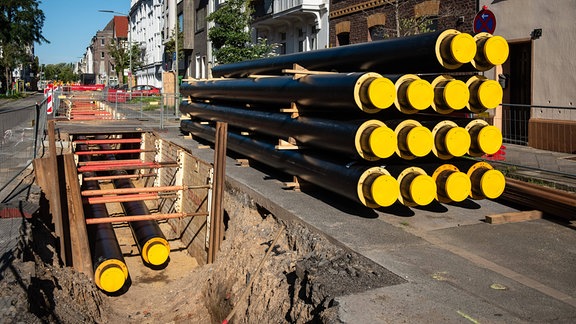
[369,126,397,158]
[480,169,506,199]
[370,175,399,207]
[368,78,396,109]
[406,126,433,157]
[478,80,503,109]
[443,80,470,110]
[406,79,434,110]
[444,127,471,157]
[450,33,477,64]
[484,35,509,66]
[444,172,472,202]
[96,260,127,293]
[409,175,437,206]
[477,125,503,154]
[144,239,170,266]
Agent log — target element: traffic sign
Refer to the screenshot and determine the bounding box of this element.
[473,6,496,34]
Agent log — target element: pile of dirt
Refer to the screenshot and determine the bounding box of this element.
[1,181,404,323]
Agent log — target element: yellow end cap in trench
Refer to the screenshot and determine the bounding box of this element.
[406,126,433,157]
[477,125,503,155]
[409,175,437,206]
[406,79,434,110]
[483,35,509,66]
[370,175,399,207]
[369,126,397,158]
[96,260,127,293]
[444,127,471,157]
[367,78,396,109]
[478,80,503,109]
[144,239,170,266]
[443,80,470,110]
[480,169,506,199]
[450,33,477,64]
[444,172,472,202]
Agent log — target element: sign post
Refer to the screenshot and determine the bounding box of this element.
[473,5,497,34]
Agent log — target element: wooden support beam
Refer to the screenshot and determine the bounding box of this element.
[486,210,544,224]
[48,120,67,265]
[63,154,93,277]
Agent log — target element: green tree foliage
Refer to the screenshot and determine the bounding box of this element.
[207,0,275,65]
[0,0,48,94]
[107,39,142,84]
[42,63,77,83]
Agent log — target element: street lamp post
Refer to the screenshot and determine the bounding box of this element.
[98,10,131,86]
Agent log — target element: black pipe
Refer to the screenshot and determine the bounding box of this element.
[77,142,128,293]
[97,140,171,267]
[180,120,400,208]
[182,72,395,113]
[211,29,477,78]
[180,101,398,160]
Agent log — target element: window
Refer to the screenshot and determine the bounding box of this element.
[101,38,105,45]
[196,7,206,32]
[367,13,386,41]
[369,25,386,41]
[335,21,350,46]
[101,52,105,59]
[337,33,350,46]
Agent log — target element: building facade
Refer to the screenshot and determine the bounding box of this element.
[130,0,164,88]
[478,0,576,153]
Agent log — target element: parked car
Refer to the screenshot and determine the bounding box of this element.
[131,85,161,96]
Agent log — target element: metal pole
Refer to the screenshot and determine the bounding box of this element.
[174,9,180,119]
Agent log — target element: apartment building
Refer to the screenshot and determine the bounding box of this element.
[130,0,164,88]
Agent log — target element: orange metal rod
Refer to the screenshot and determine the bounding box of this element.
[85,212,209,224]
[73,138,142,145]
[78,159,143,166]
[82,184,210,196]
[86,193,159,204]
[83,173,157,181]
[75,149,153,155]
[77,162,170,172]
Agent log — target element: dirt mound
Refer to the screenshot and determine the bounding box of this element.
[1,183,404,323]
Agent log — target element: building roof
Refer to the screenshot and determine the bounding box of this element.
[114,16,128,39]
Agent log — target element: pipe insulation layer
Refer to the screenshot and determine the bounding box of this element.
[181,120,400,208]
[181,72,396,113]
[180,101,398,160]
[211,29,477,78]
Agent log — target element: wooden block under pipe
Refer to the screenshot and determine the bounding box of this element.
[486,210,543,224]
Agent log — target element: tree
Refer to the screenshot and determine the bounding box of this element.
[207,0,276,65]
[107,39,142,85]
[0,0,48,94]
[42,63,77,83]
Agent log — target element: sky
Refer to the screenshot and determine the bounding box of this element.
[35,0,131,65]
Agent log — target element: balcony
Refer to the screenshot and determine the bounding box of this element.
[253,0,325,19]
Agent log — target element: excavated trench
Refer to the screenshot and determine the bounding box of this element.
[1,160,405,323]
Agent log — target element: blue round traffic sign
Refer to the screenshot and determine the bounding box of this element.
[473,8,496,34]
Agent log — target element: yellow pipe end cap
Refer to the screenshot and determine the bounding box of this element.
[409,175,437,206]
[406,80,434,110]
[444,127,471,157]
[370,175,399,207]
[406,126,433,157]
[480,169,506,199]
[146,241,170,266]
[484,35,509,66]
[450,33,477,64]
[444,172,472,202]
[369,127,397,158]
[443,80,470,110]
[478,125,503,154]
[97,263,127,293]
[368,78,396,109]
[478,80,503,109]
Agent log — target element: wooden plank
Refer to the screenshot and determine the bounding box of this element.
[486,210,544,224]
[63,154,93,277]
[48,120,67,265]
